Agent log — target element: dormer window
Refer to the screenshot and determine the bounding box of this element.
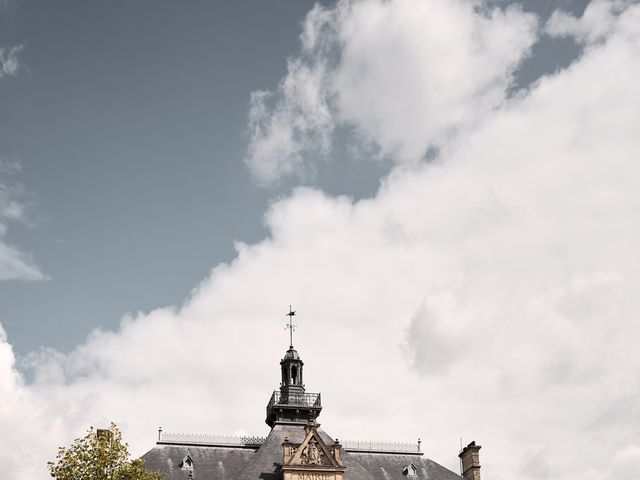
[180,454,194,471]
[403,462,417,477]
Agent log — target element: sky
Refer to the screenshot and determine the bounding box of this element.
[1,0,640,479]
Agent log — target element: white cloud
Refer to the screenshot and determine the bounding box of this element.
[0,326,66,479]
[2,1,640,479]
[0,41,45,281]
[0,45,22,78]
[246,59,333,184]
[0,160,46,281]
[546,0,637,44]
[606,445,640,479]
[330,0,536,161]
[245,0,537,184]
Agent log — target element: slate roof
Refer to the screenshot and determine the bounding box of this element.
[141,423,463,480]
[141,443,255,480]
[343,452,463,480]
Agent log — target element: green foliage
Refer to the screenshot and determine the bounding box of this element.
[48,423,162,480]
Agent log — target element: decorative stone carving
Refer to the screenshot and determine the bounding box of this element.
[301,438,324,465]
[281,422,346,480]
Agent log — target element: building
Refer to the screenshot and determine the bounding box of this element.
[142,331,482,480]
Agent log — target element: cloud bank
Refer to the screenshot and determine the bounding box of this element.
[1,1,640,479]
[246,0,538,183]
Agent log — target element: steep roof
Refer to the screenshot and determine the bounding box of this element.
[343,452,462,480]
[238,423,336,480]
[141,423,462,480]
[141,443,255,480]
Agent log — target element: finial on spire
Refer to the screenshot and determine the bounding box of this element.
[285,305,297,348]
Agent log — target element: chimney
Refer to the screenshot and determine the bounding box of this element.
[458,441,481,480]
[96,428,113,442]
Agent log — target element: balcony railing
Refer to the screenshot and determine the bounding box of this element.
[343,440,422,454]
[267,391,322,409]
[158,431,265,447]
[157,431,420,455]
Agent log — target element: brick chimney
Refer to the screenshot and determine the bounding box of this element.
[458,441,481,480]
[96,429,112,441]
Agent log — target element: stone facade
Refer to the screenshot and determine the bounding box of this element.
[282,422,346,480]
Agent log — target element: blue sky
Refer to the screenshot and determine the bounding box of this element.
[0,0,380,353]
[4,1,640,480]
[0,0,586,354]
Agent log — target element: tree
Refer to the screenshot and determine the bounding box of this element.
[48,423,162,480]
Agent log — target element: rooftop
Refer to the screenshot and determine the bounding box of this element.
[142,313,463,480]
[156,430,423,455]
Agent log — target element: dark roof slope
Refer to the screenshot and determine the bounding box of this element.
[141,424,463,480]
[238,423,335,480]
[141,444,255,480]
[343,452,462,480]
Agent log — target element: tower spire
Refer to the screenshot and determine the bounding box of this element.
[265,305,322,427]
[285,305,297,348]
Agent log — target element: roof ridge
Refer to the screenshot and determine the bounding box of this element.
[343,439,422,454]
[158,431,266,447]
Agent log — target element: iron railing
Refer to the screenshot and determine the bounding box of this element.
[267,391,322,409]
[158,431,265,447]
[157,431,420,454]
[343,440,422,454]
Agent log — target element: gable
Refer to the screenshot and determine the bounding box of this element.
[282,422,346,480]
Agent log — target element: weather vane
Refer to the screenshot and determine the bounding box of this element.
[285,305,297,348]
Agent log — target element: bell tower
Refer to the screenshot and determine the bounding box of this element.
[280,306,304,397]
[280,346,304,397]
[265,307,322,427]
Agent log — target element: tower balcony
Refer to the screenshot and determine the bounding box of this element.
[265,390,322,427]
[268,390,321,408]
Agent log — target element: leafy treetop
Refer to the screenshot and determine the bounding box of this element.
[48,423,162,480]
